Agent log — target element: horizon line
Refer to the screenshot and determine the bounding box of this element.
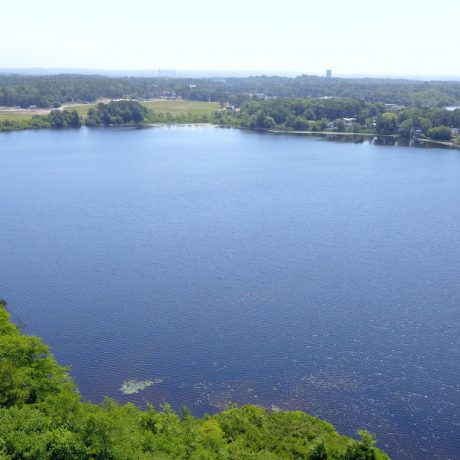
[1,67,460,81]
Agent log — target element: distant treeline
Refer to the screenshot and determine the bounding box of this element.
[1,99,459,145]
[216,98,460,142]
[2,73,460,108]
[217,98,383,131]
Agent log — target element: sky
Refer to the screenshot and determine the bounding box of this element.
[1,0,459,77]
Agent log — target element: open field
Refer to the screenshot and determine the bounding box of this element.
[62,103,97,115]
[1,100,220,121]
[141,100,220,115]
[63,100,219,117]
[0,113,34,122]
[0,106,51,121]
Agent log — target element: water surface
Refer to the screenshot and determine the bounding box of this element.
[0,126,459,459]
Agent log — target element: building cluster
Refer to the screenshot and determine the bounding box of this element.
[159,90,177,100]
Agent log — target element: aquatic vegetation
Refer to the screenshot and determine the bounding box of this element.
[120,378,163,395]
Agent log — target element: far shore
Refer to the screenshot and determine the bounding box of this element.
[264,127,460,150]
[105,124,460,150]
[268,128,376,137]
[414,137,460,149]
[1,116,460,150]
[145,122,214,128]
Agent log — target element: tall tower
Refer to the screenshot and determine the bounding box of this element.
[326,69,332,79]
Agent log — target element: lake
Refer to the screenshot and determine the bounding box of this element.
[0,126,459,459]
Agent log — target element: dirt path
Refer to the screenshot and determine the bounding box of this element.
[0,106,51,116]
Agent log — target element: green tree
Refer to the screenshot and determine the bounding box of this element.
[399,119,413,140]
[309,440,328,459]
[428,125,452,141]
[335,119,346,132]
[343,431,378,460]
[376,112,398,135]
[69,111,82,127]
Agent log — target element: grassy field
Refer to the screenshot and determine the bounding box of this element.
[0,100,220,124]
[62,104,96,115]
[0,113,34,121]
[62,100,220,117]
[142,100,220,115]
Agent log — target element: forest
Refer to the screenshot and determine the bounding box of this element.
[86,101,149,126]
[0,301,389,459]
[217,98,460,142]
[1,73,460,109]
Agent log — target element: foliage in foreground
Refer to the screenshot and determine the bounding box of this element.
[0,301,390,459]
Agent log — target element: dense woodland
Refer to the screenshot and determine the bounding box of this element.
[0,301,389,459]
[86,101,149,126]
[217,98,460,142]
[2,73,460,108]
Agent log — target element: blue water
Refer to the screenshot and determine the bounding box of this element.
[0,126,459,459]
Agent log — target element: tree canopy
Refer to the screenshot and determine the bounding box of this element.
[86,101,149,126]
[215,98,460,143]
[2,73,460,109]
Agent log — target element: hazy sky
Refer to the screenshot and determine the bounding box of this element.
[2,0,459,76]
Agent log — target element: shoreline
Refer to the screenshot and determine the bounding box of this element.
[1,121,460,150]
[145,122,214,128]
[260,127,460,150]
[268,128,377,137]
[414,137,460,149]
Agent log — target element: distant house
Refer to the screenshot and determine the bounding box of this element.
[223,105,240,113]
[384,103,405,112]
[159,90,176,100]
[452,128,460,138]
[248,93,267,100]
[342,117,356,128]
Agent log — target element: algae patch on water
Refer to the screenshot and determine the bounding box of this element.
[120,378,163,395]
